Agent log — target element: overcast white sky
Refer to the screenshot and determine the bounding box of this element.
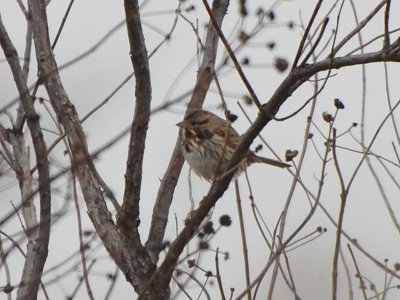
[1,0,400,299]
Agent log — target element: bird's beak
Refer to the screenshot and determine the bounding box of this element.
[176,120,185,128]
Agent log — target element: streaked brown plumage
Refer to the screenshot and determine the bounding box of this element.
[177,109,289,181]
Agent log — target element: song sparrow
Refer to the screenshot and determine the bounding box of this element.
[177,109,290,181]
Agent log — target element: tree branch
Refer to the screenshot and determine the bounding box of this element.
[0,13,51,300]
[118,0,152,235]
[27,0,154,295]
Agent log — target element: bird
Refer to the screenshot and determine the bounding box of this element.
[177,109,290,181]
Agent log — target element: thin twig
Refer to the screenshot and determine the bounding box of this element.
[72,175,94,300]
[67,260,96,300]
[51,0,75,49]
[300,17,330,66]
[331,128,347,300]
[215,248,227,300]
[339,248,354,300]
[234,180,251,300]
[383,0,391,52]
[104,267,119,300]
[347,245,368,300]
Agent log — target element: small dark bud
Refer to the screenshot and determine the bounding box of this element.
[175,269,182,277]
[241,57,250,65]
[185,5,195,12]
[287,21,295,30]
[187,259,195,268]
[334,98,345,109]
[394,263,400,271]
[224,252,230,260]
[285,149,298,161]
[242,95,253,105]
[308,133,314,139]
[256,7,264,17]
[239,5,248,17]
[274,57,289,72]
[322,111,334,122]
[254,144,263,153]
[205,271,213,277]
[106,273,115,280]
[316,226,323,232]
[219,215,232,226]
[266,41,276,50]
[226,111,238,123]
[197,232,205,239]
[3,284,14,294]
[267,10,275,21]
[352,122,358,127]
[203,221,215,235]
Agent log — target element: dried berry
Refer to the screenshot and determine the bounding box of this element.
[274,57,289,72]
[199,241,209,250]
[187,259,195,268]
[219,215,232,226]
[203,221,215,235]
[285,149,298,161]
[322,111,333,123]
